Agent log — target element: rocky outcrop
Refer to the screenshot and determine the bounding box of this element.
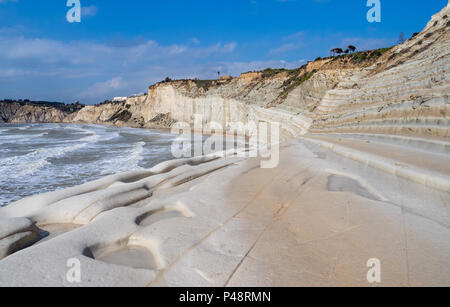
[64,102,129,126]
[130,4,449,139]
[69,54,387,137]
[0,48,395,136]
[0,218,40,259]
[0,101,80,124]
[0,5,449,287]
[309,3,450,138]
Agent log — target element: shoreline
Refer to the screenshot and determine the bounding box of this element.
[0,3,449,287]
[0,123,178,208]
[0,121,252,141]
[0,121,174,136]
[0,132,449,286]
[0,122,254,209]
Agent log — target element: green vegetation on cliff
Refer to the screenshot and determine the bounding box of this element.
[331,47,393,64]
[278,69,317,100]
[192,79,217,91]
[148,45,395,104]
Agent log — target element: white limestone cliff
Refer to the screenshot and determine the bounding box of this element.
[0,4,448,287]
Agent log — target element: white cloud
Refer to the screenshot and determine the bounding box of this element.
[0,25,395,104]
[0,34,244,103]
[0,36,238,68]
[79,77,124,98]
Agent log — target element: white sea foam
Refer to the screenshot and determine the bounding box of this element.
[17,125,31,130]
[0,144,83,182]
[0,129,100,183]
[99,141,146,175]
[0,124,174,206]
[0,132,50,142]
[100,131,121,142]
[127,141,146,169]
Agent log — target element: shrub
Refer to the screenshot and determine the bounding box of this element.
[261,68,286,78]
[278,69,317,100]
[193,79,216,91]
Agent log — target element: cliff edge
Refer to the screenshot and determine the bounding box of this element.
[0,4,449,287]
[2,3,448,140]
[60,4,448,140]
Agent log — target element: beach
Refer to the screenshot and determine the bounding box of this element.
[0,2,449,287]
[0,132,449,286]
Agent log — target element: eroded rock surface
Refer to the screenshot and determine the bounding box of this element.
[0,4,448,287]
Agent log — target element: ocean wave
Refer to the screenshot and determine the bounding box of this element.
[127,141,146,169]
[99,131,121,142]
[0,124,175,206]
[10,125,32,131]
[0,129,100,183]
[99,141,145,175]
[0,131,50,143]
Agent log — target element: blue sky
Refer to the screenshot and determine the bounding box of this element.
[0,0,447,104]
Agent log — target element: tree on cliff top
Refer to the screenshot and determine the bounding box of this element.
[330,48,344,56]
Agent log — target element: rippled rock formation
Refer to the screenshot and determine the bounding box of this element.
[54,4,447,140]
[3,3,448,138]
[310,5,449,138]
[0,3,448,287]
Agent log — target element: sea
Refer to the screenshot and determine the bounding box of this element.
[0,123,178,206]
